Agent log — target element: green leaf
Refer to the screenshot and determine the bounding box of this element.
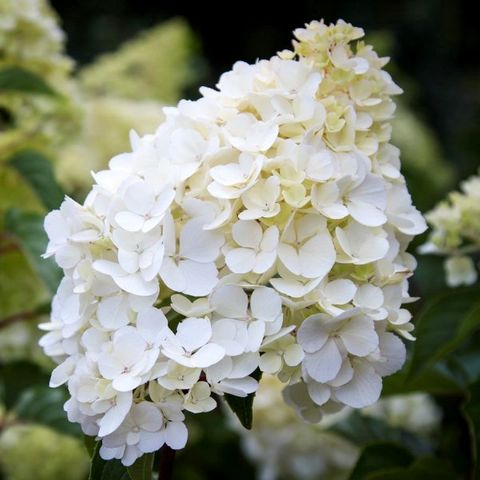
[384,360,467,396]
[408,288,480,379]
[332,411,432,455]
[127,453,154,480]
[4,209,62,293]
[84,436,97,458]
[349,442,415,480]
[455,350,480,384]
[0,67,57,96]
[8,150,64,210]
[0,249,49,319]
[89,442,130,480]
[13,385,81,436]
[0,361,49,409]
[88,444,154,480]
[0,165,44,219]
[224,369,262,429]
[463,378,480,479]
[366,457,459,479]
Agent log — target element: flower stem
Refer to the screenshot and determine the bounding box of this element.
[158,445,176,480]
[0,309,37,330]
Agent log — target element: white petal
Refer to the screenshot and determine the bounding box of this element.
[328,360,354,387]
[180,218,223,262]
[118,250,139,274]
[261,325,296,347]
[373,332,406,376]
[114,329,147,364]
[229,352,259,378]
[304,339,343,383]
[98,393,132,436]
[232,220,262,248]
[44,210,69,243]
[354,284,384,310]
[151,188,175,216]
[114,274,158,297]
[260,226,279,251]
[259,352,282,373]
[177,317,212,351]
[270,276,321,298]
[349,174,386,210]
[137,307,168,338]
[210,162,245,187]
[306,150,335,182]
[334,361,382,408]
[307,382,331,406]
[160,258,186,293]
[165,422,188,450]
[121,446,140,466]
[225,248,257,274]
[191,343,225,368]
[218,377,258,396]
[115,212,145,232]
[93,259,125,277]
[238,208,264,221]
[323,279,357,305]
[253,250,276,274]
[284,343,304,366]
[278,243,301,275]
[335,223,389,264]
[137,431,165,453]
[55,245,81,269]
[339,316,378,356]
[112,373,142,392]
[299,233,335,279]
[250,287,282,323]
[171,294,211,317]
[211,318,248,356]
[348,201,387,227]
[50,357,76,387]
[297,314,329,353]
[210,285,248,318]
[282,382,324,424]
[178,260,218,296]
[246,320,265,352]
[133,402,163,431]
[97,295,130,330]
[205,356,232,383]
[124,182,155,215]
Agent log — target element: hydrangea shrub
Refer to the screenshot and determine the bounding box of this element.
[40,19,426,466]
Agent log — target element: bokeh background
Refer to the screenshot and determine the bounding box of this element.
[0,1,479,479]
[51,0,480,183]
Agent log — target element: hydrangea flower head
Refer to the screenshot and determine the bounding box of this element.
[421,169,480,287]
[40,19,426,465]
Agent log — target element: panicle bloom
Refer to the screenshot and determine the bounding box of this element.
[40,19,426,465]
[0,0,80,157]
[420,170,480,287]
[0,0,72,77]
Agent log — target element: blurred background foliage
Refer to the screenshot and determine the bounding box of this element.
[0,0,479,479]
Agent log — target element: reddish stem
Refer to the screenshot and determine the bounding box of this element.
[158,445,176,480]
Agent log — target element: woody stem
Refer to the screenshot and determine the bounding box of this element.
[157,445,176,480]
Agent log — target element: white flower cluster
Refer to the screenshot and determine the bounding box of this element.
[0,0,81,157]
[0,0,71,77]
[40,19,425,465]
[420,170,480,287]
